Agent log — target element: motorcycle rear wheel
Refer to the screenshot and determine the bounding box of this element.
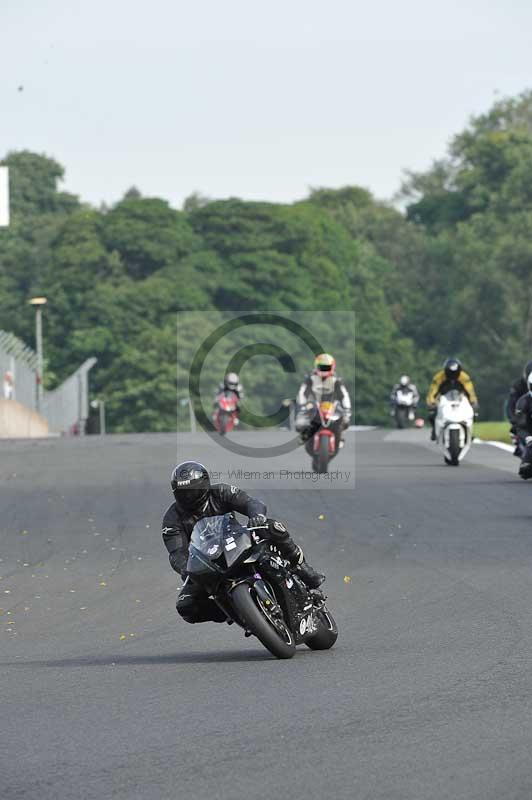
[231,583,296,659]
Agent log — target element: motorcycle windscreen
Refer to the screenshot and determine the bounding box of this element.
[445,389,463,402]
[187,514,252,574]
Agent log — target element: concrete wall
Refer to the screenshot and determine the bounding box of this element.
[0,398,49,438]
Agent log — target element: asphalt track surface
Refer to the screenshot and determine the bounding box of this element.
[2,429,532,800]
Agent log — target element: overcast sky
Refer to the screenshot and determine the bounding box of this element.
[2,0,532,209]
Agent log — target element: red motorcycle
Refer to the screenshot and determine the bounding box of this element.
[313,400,344,473]
[299,400,343,473]
[213,390,239,435]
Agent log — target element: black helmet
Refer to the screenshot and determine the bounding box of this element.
[171,461,210,511]
[523,360,532,381]
[443,358,462,380]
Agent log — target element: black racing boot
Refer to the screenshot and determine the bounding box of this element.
[276,539,325,590]
[519,461,532,480]
[295,559,325,589]
[297,427,313,444]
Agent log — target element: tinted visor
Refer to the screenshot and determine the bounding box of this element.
[445,361,460,375]
[175,483,208,510]
[174,485,208,508]
[317,364,332,372]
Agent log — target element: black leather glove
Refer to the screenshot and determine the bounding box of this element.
[248,513,267,529]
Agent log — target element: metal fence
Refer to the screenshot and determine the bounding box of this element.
[41,358,97,435]
[0,330,97,435]
[0,330,39,408]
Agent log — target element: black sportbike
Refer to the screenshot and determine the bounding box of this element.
[186,514,338,659]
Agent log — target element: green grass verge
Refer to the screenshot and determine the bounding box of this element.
[473,421,511,444]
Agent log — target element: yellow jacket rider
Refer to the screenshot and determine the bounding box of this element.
[426,358,478,441]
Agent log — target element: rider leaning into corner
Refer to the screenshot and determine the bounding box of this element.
[162,461,325,624]
[294,353,352,448]
[426,358,479,441]
[513,371,532,479]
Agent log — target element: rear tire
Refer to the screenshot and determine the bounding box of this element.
[448,428,460,465]
[317,435,330,474]
[231,583,296,659]
[305,608,338,651]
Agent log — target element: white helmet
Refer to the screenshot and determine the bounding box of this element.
[399,375,410,387]
[224,372,239,391]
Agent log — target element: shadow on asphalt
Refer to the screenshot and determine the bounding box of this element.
[1,649,276,668]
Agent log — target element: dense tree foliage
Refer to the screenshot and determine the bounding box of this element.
[2,92,532,430]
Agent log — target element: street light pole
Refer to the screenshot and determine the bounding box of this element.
[90,399,106,435]
[99,400,106,435]
[29,297,47,412]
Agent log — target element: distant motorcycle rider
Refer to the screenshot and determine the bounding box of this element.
[162,461,325,624]
[507,360,532,441]
[214,372,244,403]
[514,371,532,479]
[390,375,420,410]
[213,372,244,424]
[426,358,479,441]
[295,353,352,448]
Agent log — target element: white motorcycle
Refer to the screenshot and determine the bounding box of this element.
[392,388,416,429]
[435,390,474,465]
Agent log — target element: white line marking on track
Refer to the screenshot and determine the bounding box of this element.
[473,438,514,453]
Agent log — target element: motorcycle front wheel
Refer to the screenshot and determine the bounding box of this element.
[218,413,227,436]
[231,583,296,659]
[447,428,460,465]
[305,607,338,651]
[316,435,330,474]
[395,407,408,429]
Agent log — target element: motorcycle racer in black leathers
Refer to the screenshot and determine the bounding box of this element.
[507,360,532,455]
[514,372,532,479]
[162,461,325,624]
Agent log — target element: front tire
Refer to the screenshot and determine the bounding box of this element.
[316,435,330,474]
[448,428,460,465]
[395,407,408,429]
[305,608,338,651]
[231,583,296,659]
